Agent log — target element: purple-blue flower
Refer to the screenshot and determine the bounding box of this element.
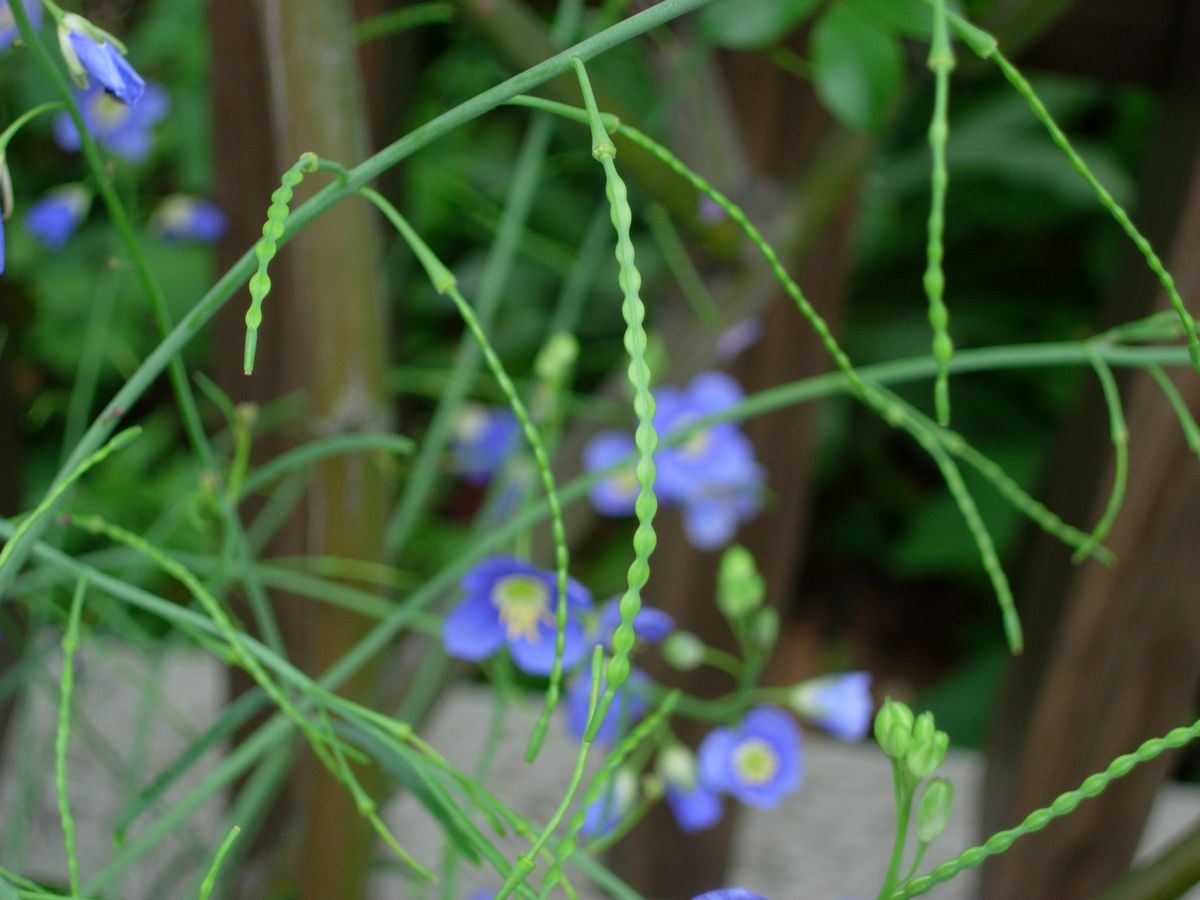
[597,597,674,646]
[693,890,768,900]
[442,556,591,676]
[63,28,144,105]
[584,430,639,515]
[0,0,41,48]
[716,316,764,361]
[698,707,802,808]
[790,672,873,742]
[24,185,90,250]
[450,405,520,484]
[152,195,227,243]
[566,666,649,746]
[653,372,747,501]
[464,891,495,900]
[54,83,168,163]
[581,769,636,838]
[678,428,763,550]
[659,745,723,833]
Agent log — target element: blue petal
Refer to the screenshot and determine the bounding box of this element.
[442,594,504,662]
[682,496,741,550]
[691,890,768,900]
[508,614,587,676]
[729,708,803,808]
[460,555,533,596]
[52,110,82,152]
[69,33,144,105]
[666,783,723,833]
[809,672,873,741]
[686,371,743,413]
[696,727,738,794]
[584,431,639,515]
[599,598,674,644]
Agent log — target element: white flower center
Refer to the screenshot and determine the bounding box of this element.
[733,737,779,786]
[491,574,553,642]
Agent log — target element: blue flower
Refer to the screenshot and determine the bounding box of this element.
[24,185,90,250]
[790,672,873,742]
[152,195,227,243]
[677,428,763,550]
[54,83,168,163]
[716,316,764,361]
[57,14,143,104]
[653,371,746,502]
[565,666,649,746]
[0,0,42,48]
[692,890,768,900]
[450,404,519,484]
[584,430,639,515]
[464,891,495,900]
[597,597,674,646]
[698,707,802,808]
[659,746,723,833]
[580,769,637,838]
[442,556,591,676]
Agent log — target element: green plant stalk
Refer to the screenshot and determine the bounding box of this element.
[197,826,241,900]
[877,763,915,900]
[60,267,123,468]
[931,0,1200,372]
[0,0,723,602]
[497,648,605,900]
[896,716,1200,898]
[645,203,722,329]
[925,0,955,425]
[383,113,554,556]
[572,57,660,741]
[54,577,86,898]
[1147,365,1200,459]
[1072,349,1128,564]
[354,2,455,43]
[239,433,414,497]
[362,188,574,762]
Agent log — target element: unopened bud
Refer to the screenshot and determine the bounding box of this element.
[916,778,954,843]
[751,606,779,651]
[874,699,914,759]
[717,545,765,619]
[662,631,704,670]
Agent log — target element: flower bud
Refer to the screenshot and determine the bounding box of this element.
[750,606,779,652]
[906,726,949,780]
[656,744,697,791]
[873,699,914,759]
[535,332,578,382]
[716,544,764,619]
[916,777,954,843]
[662,631,705,671]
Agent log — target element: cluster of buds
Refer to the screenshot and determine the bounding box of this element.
[874,699,954,842]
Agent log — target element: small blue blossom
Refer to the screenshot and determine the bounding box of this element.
[698,707,802,808]
[697,196,726,226]
[790,672,873,742]
[54,83,168,163]
[581,769,637,838]
[583,430,639,515]
[565,666,649,746]
[716,316,764,361]
[24,185,90,250]
[597,597,674,646]
[0,0,41,48]
[464,891,495,900]
[62,26,144,105]
[659,746,723,833]
[152,195,227,243]
[584,372,764,550]
[693,890,768,900]
[442,556,591,676]
[450,404,519,484]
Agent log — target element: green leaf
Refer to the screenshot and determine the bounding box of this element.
[811,4,904,131]
[846,0,931,38]
[698,0,822,50]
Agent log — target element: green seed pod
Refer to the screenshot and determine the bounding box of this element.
[916,777,954,843]
[662,632,705,671]
[874,699,914,759]
[716,544,764,620]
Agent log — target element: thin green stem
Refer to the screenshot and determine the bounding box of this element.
[54,577,86,898]
[878,763,915,900]
[1072,348,1128,564]
[1147,365,1200,460]
[197,826,241,900]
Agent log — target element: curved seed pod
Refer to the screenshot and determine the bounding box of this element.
[243,152,318,375]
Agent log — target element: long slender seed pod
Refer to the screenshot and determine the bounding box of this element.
[925,0,955,425]
[573,58,659,740]
[360,189,573,760]
[896,717,1200,897]
[243,152,319,375]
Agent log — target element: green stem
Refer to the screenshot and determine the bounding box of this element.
[878,764,915,900]
[54,577,87,898]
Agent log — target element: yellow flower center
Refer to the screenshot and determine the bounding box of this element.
[91,92,131,128]
[454,405,488,443]
[733,738,779,786]
[491,574,554,642]
[611,467,637,497]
